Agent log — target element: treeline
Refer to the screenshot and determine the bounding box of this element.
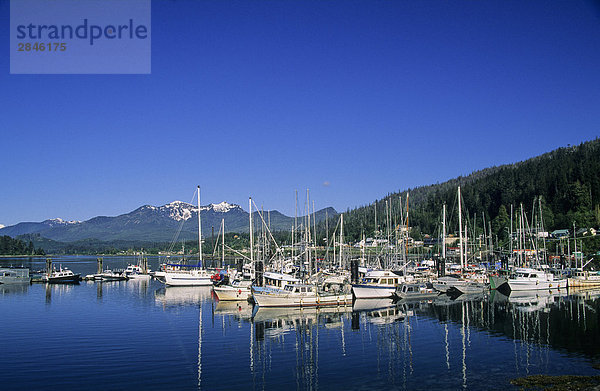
[317,138,600,249]
[0,235,45,255]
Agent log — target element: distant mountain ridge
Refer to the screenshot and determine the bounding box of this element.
[0,201,337,243]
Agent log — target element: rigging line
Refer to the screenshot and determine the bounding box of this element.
[167,189,198,254]
[251,199,282,253]
[224,244,251,262]
[211,221,223,257]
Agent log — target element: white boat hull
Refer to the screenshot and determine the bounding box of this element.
[507,279,567,291]
[164,271,213,286]
[253,292,353,308]
[214,285,252,301]
[352,284,395,299]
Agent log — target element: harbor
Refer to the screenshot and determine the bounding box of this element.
[1,254,600,391]
[2,250,600,390]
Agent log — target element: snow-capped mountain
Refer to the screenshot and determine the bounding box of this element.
[0,201,336,243]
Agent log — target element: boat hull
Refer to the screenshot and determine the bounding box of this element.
[507,279,567,291]
[352,284,395,299]
[46,274,81,283]
[253,292,353,308]
[164,272,213,286]
[567,278,600,288]
[214,286,252,301]
[489,275,508,290]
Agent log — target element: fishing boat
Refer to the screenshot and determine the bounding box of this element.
[253,283,352,308]
[0,268,31,284]
[213,279,253,301]
[505,267,567,291]
[352,270,414,299]
[43,266,80,283]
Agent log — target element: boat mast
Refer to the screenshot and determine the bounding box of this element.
[442,203,446,259]
[510,204,513,267]
[339,213,344,269]
[249,197,254,266]
[458,186,464,271]
[221,218,225,269]
[294,190,298,260]
[198,185,202,265]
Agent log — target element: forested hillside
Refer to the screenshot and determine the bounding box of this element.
[326,139,600,247]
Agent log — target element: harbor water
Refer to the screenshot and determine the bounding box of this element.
[1,256,599,390]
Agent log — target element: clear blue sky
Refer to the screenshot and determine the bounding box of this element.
[1,0,599,226]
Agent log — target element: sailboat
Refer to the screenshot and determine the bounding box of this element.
[163,186,213,287]
[432,187,488,294]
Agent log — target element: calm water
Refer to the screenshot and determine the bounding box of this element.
[1,256,600,390]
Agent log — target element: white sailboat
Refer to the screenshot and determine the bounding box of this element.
[433,186,488,294]
[164,186,213,287]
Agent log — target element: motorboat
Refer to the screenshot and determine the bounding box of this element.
[213,279,253,301]
[43,266,80,283]
[505,267,567,291]
[352,270,414,299]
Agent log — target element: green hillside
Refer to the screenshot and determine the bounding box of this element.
[326,139,600,252]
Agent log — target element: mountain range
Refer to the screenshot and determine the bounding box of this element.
[0,201,337,243]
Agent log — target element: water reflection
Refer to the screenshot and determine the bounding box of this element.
[205,288,600,390]
[44,282,77,304]
[0,283,29,296]
[154,286,212,307]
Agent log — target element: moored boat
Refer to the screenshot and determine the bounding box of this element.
[394,282,439,300]
[505,267,567,291]
[214,279,253,301]
[352,270,413,299]
[43,266,80,283]
[567,270,600,288]
[253,283,352,308]
[0,268,31,284]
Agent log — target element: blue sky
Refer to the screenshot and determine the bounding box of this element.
[1,0,599,226]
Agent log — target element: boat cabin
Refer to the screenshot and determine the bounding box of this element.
[283,284,315,295]
[361,271,403,287]
[263,272,301,289]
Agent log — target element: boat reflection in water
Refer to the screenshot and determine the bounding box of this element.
[214,300,254,322]
[0,282,29,296]
[154,286,212,308]
[44,281,77,304]
[233,288,600,390]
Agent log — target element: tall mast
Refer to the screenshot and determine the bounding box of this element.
[510,204,513,265]
[340,213,344,269]
[464,222,468,268]
[313,200,317,249]
[539,197,547,264]
[294,190,298,260]
[442,203,446,259]
[249,197,254,264]
[221,218,225,268]
[197,186,202,264]
[458,186,464,271]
